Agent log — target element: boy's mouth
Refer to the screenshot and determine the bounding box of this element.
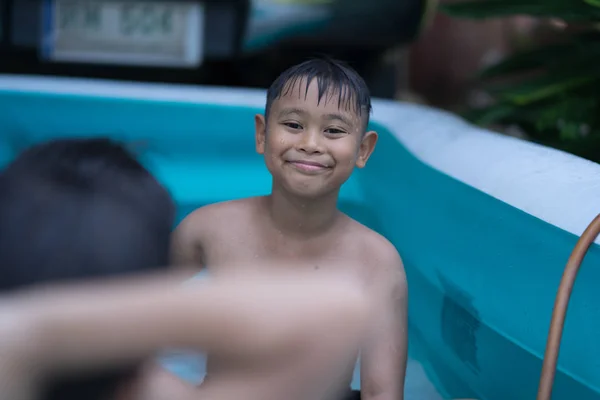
[286,160,331,174]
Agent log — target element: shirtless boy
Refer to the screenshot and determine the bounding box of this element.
[169,58,409,400]
[0,138,370,400]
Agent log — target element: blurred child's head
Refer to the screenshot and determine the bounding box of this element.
[256,58,378,199]
[0,138,175,400]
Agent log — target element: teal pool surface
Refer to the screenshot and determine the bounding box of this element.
[1,77,600,400]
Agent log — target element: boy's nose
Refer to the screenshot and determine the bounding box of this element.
[297,130,324,154]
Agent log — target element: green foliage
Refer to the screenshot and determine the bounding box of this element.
[440,0,600,22]
[440,1,600,163]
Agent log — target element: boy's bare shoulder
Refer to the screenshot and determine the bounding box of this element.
[171,197,263,266]
[344,217,405,285]
[344,218,402,264]
[176,197,261,235]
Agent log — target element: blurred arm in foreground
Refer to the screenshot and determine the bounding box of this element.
[0,269,370,400]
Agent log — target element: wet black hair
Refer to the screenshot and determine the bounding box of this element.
[265,57,372,128]
[0,137,175,400]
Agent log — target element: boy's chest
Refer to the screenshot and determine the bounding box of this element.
[204,231,363,273]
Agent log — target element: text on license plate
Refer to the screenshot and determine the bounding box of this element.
[42,0,205,68]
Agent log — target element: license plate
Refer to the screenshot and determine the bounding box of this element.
[41,0,205,68]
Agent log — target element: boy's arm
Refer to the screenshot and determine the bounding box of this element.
[360,247,408,400]
[0,270,369,398]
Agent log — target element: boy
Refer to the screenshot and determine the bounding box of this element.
[168,58,408,399]
[0,138,175,292]
[0,138,369,400]
[0,137,175,400]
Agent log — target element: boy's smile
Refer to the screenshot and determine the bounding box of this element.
[255,77,377,198]
[287,161,330,174]
[285,159,332,175]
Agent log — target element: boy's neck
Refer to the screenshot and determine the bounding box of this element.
[266,185,341,238]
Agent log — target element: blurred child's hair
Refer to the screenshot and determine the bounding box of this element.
[0,137,175,400]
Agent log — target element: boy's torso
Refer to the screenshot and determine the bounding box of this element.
[195,197,380,285]
[184,196,388,389]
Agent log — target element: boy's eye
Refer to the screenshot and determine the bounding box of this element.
[324,128,347,135]
[283,122,302,130]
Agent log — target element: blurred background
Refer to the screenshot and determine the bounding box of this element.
[1,0,599,163]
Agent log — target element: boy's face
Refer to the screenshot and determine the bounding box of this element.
[255,78,377,199]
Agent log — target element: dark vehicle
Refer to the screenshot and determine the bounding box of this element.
[0,0,433,97]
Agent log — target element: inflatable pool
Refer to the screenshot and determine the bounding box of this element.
[0,75,598,400]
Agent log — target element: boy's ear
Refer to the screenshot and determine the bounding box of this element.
[255,114,266,154]
[356,130,378,169]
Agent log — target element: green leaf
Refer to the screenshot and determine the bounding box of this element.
[478,35,600,78]
[503,75,597,104]
[479,42,575,78]
[440,0,600,21]
[483,62,600,105]
[558,122,581,140]
[584,0,600,7]
[462,104,517,125]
